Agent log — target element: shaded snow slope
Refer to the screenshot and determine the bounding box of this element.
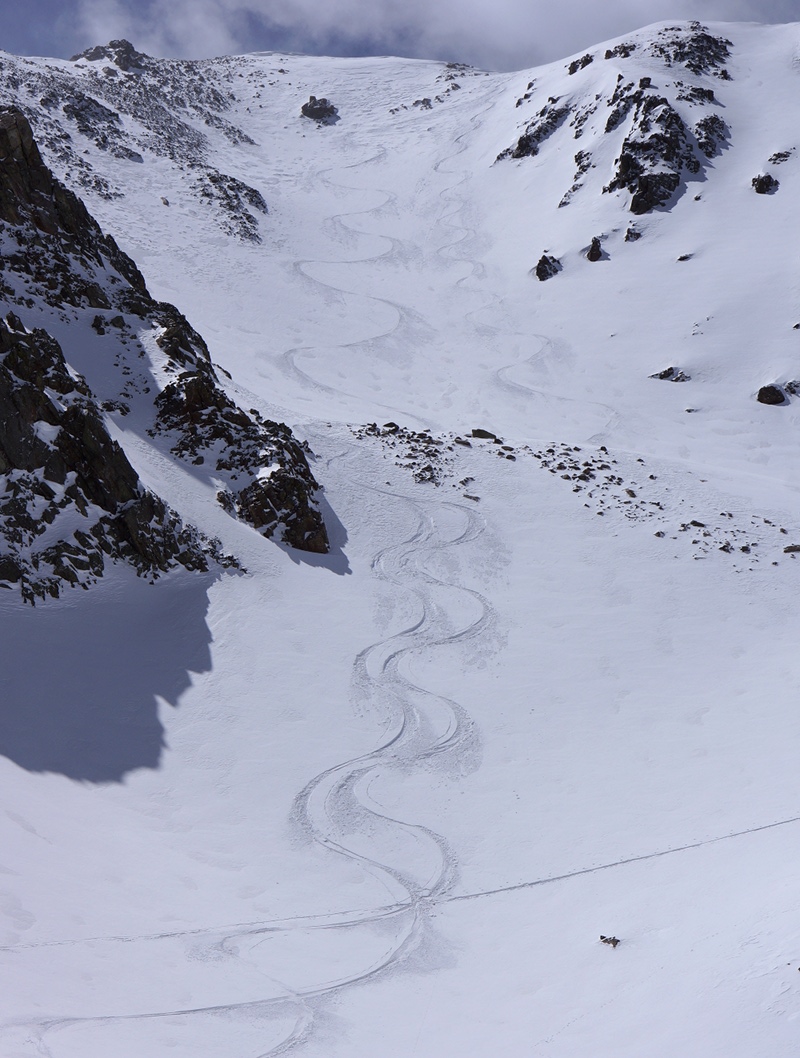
[2,19,800,1058]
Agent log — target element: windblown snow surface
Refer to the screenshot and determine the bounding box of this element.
[3,20,800,1057]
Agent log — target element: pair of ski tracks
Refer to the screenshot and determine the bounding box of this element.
[10,466,493,1058]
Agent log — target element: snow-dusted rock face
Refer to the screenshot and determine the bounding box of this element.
[499,22,734,215]
[0,40,266,240]
[0,106,328,598]
[0,312,226,602]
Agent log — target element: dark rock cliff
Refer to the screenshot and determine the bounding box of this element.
[0,107,328,599]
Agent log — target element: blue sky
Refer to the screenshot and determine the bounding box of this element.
[4,0,800,70]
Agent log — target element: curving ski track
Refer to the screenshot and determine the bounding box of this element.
[7,474,492,1057]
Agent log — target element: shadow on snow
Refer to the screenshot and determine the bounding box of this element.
[0,572,215,782]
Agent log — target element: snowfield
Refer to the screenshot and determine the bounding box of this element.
[2,20,800,1056]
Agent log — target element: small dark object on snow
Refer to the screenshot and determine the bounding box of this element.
[382,421,399,433]
[784,545,800,554]
[586,236,603,262]
[472,428,497,440]
[757,384,786,405]
[752,173,779,194]
[651,366,690,382]
[600,935,620,948]
[534,253,562,281]
[625,226,642,242]
[301,96,338,121]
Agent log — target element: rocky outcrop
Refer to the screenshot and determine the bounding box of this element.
[0,106,148,305]
[301,96,338,122]
[567,54,594,75]
[70,39,148,71]
[586,236,603,261]
[650,366,690,382]
[752,173,779,195]
[497,99,571,161]
[144,300,328,553]
[0,42,265,239]
[646,23,732,78]
[0,106,329,598]
[534,254,562,281]
[500,22,732,219]
[695,114,729,157]
[0,314,227,602]
[603,94,699,213]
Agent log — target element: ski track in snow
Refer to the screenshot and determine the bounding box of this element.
[6,464,495,1058]
[1,101,505,1057]
[277,146,429,429]
[9,52,800,1055]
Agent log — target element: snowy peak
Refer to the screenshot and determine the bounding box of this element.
[70,38,149,72]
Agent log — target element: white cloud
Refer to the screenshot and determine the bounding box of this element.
[73,0,800,69]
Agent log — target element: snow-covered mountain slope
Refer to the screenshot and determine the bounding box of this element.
[2,20,800,1058]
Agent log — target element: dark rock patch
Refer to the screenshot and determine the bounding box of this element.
[71,39,148,72]
[0,314,229,602]
[301,96,338,122]
[695,114,729,157]
[567,54,594,75]
[497,99,571,161]
[603,93,699,213]
[534,254,562,281]
[605,42,637,60]
[647,22,732,77]
[586,236,603,261]
[756,385,786,405]
[752,173,779,195]
[651,366,690,382]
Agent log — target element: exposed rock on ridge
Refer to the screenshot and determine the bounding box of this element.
[0,312,225,602]
[0,42,266,240]
[0,107,329,597]
[499,23,734,216]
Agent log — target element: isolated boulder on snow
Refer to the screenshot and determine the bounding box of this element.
[756,384,786,405]
[651,366,691,382]
[534,254,562,281]
[586,237,603,261]
[752,173,779,194]
[301,96,338,122]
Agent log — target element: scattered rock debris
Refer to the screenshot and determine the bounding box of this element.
[348,425,797,573]
[600,935,621,948]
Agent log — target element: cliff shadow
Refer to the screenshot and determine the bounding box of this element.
[0,572,215,782]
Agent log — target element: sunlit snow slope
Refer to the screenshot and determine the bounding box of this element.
[2,20,800,1058]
